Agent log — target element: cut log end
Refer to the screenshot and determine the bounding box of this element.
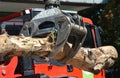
[63,45,118,74]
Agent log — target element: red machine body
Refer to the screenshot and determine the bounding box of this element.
[0,56,21,78]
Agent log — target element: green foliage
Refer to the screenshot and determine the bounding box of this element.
[98,0,120,45]
[96,0,120,65]
[78,0,120,66]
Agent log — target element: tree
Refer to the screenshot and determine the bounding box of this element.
[95,0,120,66]
[78,0,120,67]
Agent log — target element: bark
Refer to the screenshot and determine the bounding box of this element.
[0,33,118,74]
[0,33,54,59]
[54,43,118,74]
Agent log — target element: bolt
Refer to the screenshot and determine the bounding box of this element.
[2,70,6,75]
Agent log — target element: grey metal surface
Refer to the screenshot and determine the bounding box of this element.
[20,8,87,63]
[20,8,72,57]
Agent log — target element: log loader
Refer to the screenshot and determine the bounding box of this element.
[0,0,118,78]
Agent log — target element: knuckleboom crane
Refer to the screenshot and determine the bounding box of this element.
[0,0,105,78]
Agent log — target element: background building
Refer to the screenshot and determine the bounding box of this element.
[0,0,108,17]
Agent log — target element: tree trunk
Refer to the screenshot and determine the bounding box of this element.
[53,43,118,74]
[0,33,54,58]
[0,33,118,74]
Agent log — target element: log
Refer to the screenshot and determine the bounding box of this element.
[53,43,118,74]
[0,33,54,59]
[0,32,118,74]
